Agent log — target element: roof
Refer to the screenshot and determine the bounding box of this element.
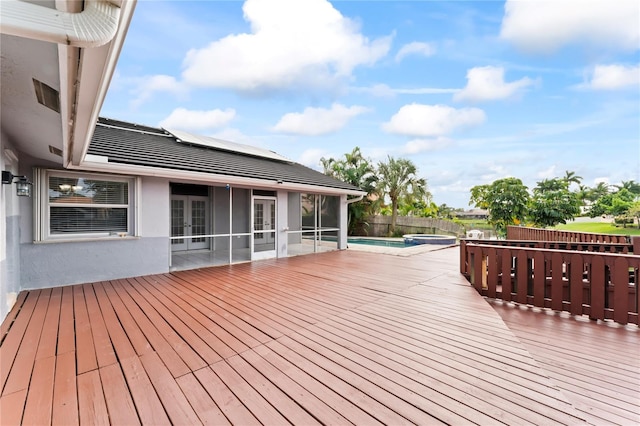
[455,209,489,217]
[86,117,363,193]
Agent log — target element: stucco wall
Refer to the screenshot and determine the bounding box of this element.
[20,175,171,290]
[1,131,21,320]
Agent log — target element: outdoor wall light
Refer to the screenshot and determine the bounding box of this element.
[2,171,33,197]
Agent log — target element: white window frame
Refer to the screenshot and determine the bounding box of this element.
[35,169,139,242]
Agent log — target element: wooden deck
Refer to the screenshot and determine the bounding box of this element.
[1,247,638,425]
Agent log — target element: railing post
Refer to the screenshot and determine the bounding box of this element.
[533,252,545,308]
[551,253,564,312]
[612,257,629,325]
[502,250,513,301]
[590,256,605,321]
[487,248,498,298]
[570,253,584,316]
[460,240,467,275]
[516,251,528,304]
[633,236,640,255]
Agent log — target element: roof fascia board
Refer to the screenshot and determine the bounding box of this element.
[71,160,366,196]
[67,0,137,167]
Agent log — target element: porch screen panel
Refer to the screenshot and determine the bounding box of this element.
[321,195,339,228]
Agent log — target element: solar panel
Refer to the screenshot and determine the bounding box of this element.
[167,129,291,163]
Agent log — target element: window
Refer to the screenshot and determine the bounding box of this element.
[37,170,137,240]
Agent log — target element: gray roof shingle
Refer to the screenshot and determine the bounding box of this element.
[87,117,363,193]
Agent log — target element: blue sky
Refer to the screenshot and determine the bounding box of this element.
[101,0,640,208]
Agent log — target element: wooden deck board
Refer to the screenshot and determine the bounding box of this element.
[73,286,98,375]
[100,363,140,425]
[110,278,200,375]
[175,372,231,425]
[52,351,78,426]
[56,286,75,356]
[491,300,640,425]
[1,248,638,425]
[239,348,349,425]
[3,288,50,396]
[22,355,55,425]
[34,287,61,361]
[77,370,109,426]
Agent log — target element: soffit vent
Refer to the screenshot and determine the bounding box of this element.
[33,78,60,113]
[49,145,63,157]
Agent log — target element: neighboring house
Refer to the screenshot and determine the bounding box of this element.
[0,0,364,322]
[454,209,489,220]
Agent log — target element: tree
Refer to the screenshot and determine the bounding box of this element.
[588,188,635,217]
[587,182,610,202]
[376,156,427,235]
[469,177,529,238]
[615,180,640,198]
[469,184,490,210]
[627,202,640,229]
[529,178,581,228]
[563,170,582,187]
[320,147,378,235]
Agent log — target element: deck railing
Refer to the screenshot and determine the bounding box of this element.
[460,240,639,326]
[506,225,630,244]
[462,239,634,254]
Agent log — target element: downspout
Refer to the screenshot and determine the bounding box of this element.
[0,0,121,48]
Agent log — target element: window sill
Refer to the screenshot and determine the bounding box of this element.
[34,235,141,244]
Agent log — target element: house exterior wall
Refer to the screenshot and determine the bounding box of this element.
[20,174,170,290]
[1,157,353,322]
[1,131,21,320]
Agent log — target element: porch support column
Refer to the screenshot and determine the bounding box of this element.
[338,194,348,250]
[277,190,288,258]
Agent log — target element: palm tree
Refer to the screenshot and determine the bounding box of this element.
[563,170,583,186]
[588,182,610,201]
[615,180,640,197]
[321,147,378,234]
[376,156,426,235]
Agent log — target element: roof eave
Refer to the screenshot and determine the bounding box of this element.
[65,0,138,167]
[71,159,366,196]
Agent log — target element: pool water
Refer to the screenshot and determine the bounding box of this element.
[347,238,408,248]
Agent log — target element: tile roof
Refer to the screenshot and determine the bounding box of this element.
[87,117,363,193]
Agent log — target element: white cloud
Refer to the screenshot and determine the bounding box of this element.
[131,75,187,108]
[181,0,392,92]
[395,41,436,62]
[500,0,640,54]
[454,66,535,102]
[297,148,330,168]
[159,108,236,131]
[382,104,486,137]
[353,83,460,97]
[578,64,640,90]
[401,137,453,154]
[480,164,509,182]
[272,103,369,136]
[536,165,558,179]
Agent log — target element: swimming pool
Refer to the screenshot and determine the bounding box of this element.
[347,237,408,248]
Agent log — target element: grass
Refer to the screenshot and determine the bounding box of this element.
[554,221,640,236]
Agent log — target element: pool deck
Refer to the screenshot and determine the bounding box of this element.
[1,247,638,425]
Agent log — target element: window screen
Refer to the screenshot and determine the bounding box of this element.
[47,174,131,235]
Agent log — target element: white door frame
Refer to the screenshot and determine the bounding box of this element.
[251,196,277,260]
[171,195,210,251]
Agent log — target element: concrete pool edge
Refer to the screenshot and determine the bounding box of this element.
[346,239,458,256]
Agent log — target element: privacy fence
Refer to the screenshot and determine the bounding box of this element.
[366,216,463,237]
